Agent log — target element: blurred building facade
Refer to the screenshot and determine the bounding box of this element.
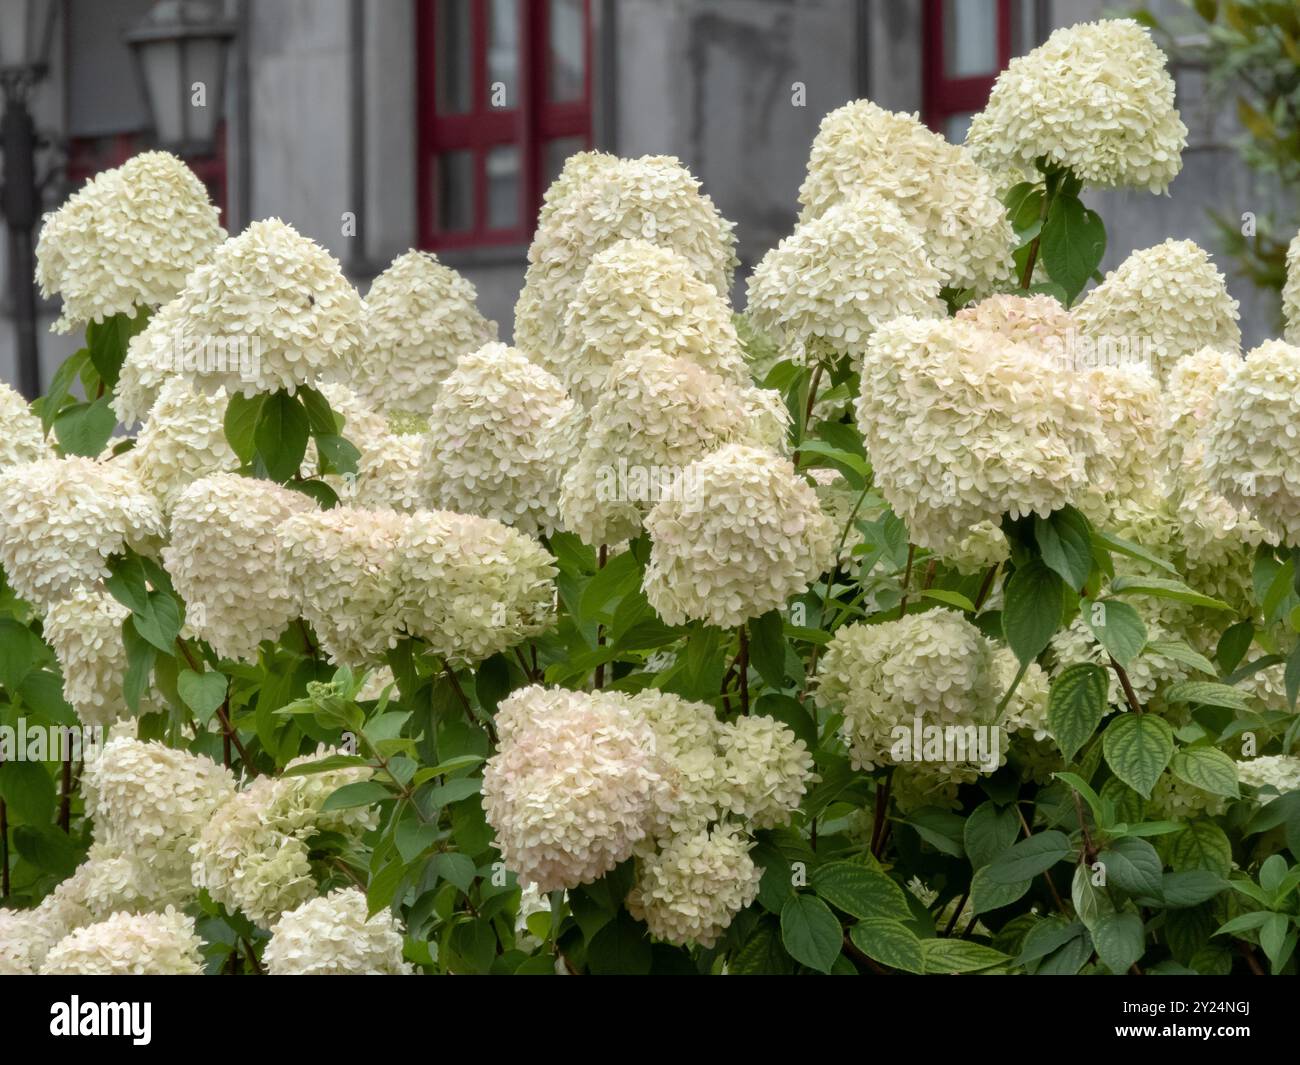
[1,0,1292,390]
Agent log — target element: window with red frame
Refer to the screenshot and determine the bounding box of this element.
[417,0,592,250]
[923,0,1041,143]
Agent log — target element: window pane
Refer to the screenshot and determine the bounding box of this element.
[1011,0,1038,57]
[436,0,472,114]
[486,145,520,230]
[944,112,974,144]
[544,136,586,191]
[435,150,474,231]
[943,0,998,78]
[549,0,585,101]
[488,0,519,109]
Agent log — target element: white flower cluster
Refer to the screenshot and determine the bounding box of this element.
[815,609,998,772]
[1236,755,1300,798]
[486,686,812,944]
[419,343,578,536]
[113,295,190,425]
[164,472,313,662]
[124,377,237,514]
[264,888,414,975]
[798,100,1015,293]
[0,383,52,469]
[965,19,1187,193]
[558,239,750,408]
[514,152,737,361]
[558,351,775,546]
[0,456,165,609]
[172,218,363,397]
[344,250,497,414]
[1074,240,1240,382]
[1285,231,1300,345]
[42,589,136,726]
[856,316,1104,555]
[39,908,204,975]
[191,748,375,927]
[36,151,225,332]
[1204,340,1300,545]
[278,506,556,666]
[746,191,945,368]
[643,443,836,628]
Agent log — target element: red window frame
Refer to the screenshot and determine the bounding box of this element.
[417,0,593,250]
[922,0,1014,137]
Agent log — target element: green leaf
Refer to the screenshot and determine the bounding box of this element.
[121,617,156,715]
[810,861,911,921]
[321,780,391,811]
[314,433,361,477]
[1093,530,1177,575]
[918,588,976,611]
[920,938,1010,974]
[1146,640,1218,677]
[12,824,81,877]
[747,610,787,689]
[1084,599,1146,668]
[970,866,1031,914]
[131,588,184,655]
[297,384,343,435]
[847,918,926,974]
[1002,560,1065,665]
[1158,871,1227,908]
[1034,507,1093,591]
[1097,837,1163,897]
[1039,194,1106,304]
[1047,662,1108,761]
[1102,714,1173,798]
[729,921,794,975]
[1170,748,1239,799]
[53,397,117,457]
[1164,680,1249,712]
[224,392,264,464]
[0,760,56,823]
[1169,822,1233,877]
[588,913,652,975]
[985,830,1073,884]
[254,390,311,483]
[1092,911,1145,973]
[0,619,42,690]
[780,894,843,974]
[963,801,1021,871]
[86,309,148,390]
[177,669,228,726]
[1108,575,1231,612]
[38,347,90,432]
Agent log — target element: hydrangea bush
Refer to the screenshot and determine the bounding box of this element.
[2,17,1300,977]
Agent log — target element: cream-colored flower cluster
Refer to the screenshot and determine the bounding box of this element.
[1204,340,1300,545]
[965,19,1187,193]
[0,383,52,469]
[264,888,413,975]
[643,443,836,628]
[798,100,1015,293]
[1284,231,1300,344]
[746,192,945,368]
[558,352,775,546]
[39,908,204,975]
[191,747,375,927]
[514,152,737,361]
[36,151,225,332]
[310,382,425,513]
[171,218,363,397]
[344,250,497,414]
[42,590,136,726]
[0,456,165,609]
[1074,240,1240,382]
[420,342,578,535]
[485,685,812,946]
[278,506,556,666]
[124,377,237,514]
[164,472,313,662]
[1236,754,1300,798]
[815,609,998,772]
[113,295,190,425]
[856,316,1104,555]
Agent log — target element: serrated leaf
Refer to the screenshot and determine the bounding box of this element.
[810,861,911,921]
[1164,680,1248,711]
[1092,911,1145,973]
[1047,662,1108,761]
[1035,507,1093,591]
[963,801,1021,871]
[1084,599,1146,668]
[985,830,1072,884]
[920,938,1010,974]
[847,918,925,974]
[1003,560,1065,665]
[1170,747,1239,799]
[1109,575,1231,611]
[177,669,228,725]
[780,894,843,974]
[1102,714,1173,798]
[970,866,1031,914]
[1096,837,1163,898]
